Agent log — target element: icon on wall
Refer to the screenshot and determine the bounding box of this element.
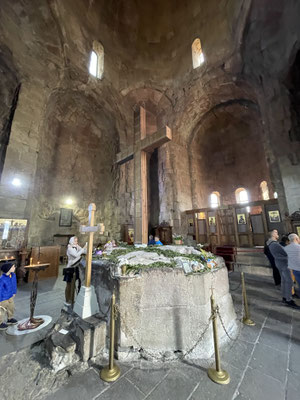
[59,208,73,227]
[237,214,246,225]
[268,210,281,223]
[209,216,216,225]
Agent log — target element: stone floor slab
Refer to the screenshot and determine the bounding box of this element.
[258,327,290,353]
[145,369,199,400]
[125,366,170,396]
[189,364,242,400]
[249,342,288,384]
[221,339,254,370]
[45,368,108,400]
[286,370,300,400]
[235,366,285,400]
[95,375,144,400]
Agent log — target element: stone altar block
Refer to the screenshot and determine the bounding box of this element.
[118,266,238,360]
[79,253,238,361]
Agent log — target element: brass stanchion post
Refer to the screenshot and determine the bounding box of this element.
[207,292,230,385]
[100,292,121,382]
[241,272,255,326]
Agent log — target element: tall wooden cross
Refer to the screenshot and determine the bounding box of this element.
[74,203,105,319]
[116,106,172,244]
[79,203,105,287]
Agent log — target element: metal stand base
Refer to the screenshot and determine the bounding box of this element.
[100,364,121,382]
[242,317,256,326]
[208,368,230,385]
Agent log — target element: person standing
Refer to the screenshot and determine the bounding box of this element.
[0,263,18,330]
[268,230,299,308]
[63,236,87,307]
[285,233,300,289]
[264,230,281,287]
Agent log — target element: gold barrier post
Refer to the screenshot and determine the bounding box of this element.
[100,292,121,382]
[207,292,230,385]
[241,272,255,326]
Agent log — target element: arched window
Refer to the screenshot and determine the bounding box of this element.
[210,192,220,208]
[274,191,278,199]
[260,181,270,200]
[192,38,204,69]
[235,188,249,204]
[88,41,104,79]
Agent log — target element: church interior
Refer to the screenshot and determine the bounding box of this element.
[0,1,300,399]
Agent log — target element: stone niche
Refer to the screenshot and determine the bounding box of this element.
[117,266,238,360]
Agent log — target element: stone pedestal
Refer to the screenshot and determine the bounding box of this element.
[118,266,237,360]
[73,285,99,319]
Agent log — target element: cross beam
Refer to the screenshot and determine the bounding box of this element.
[117,106,172,244]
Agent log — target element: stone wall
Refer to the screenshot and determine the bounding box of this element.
[0,0,299,245]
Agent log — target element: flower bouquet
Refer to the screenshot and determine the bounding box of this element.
[173,234,183,245]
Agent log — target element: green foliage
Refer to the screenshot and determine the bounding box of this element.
[124,260,177,275]
[102,245,218,275]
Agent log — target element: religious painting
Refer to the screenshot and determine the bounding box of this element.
[268,210,281,223]
[0,218,28,249]
[128,228,134,244]
[59,208,73,227]
[209,216,216,225]
[196,212,206,220]
[188,218,194,226]
[237,214,246,225]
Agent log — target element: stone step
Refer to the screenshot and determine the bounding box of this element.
[45,310,107,372]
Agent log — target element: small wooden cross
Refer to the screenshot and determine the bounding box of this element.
[116,106,172,244]
[79,203,105,287]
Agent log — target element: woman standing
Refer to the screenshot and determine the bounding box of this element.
[63,236,86,307]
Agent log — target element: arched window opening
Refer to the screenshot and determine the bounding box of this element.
[89,51,98,77]
[210,192,220,208]
[88,41,104,79]
[192,38,204,69]
[235,188,249,204]
[274,191,278,199]
[260,181,270,200]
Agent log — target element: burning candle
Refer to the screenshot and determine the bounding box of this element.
[30,257,33,265]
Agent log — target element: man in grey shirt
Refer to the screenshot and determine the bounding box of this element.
[268,230,299,308]
[286,233,300,288]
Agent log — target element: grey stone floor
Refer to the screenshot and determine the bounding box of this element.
[44,271,300,400]
[0,265,65,357]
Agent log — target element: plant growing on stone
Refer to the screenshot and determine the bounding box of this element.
[173,234,183,240]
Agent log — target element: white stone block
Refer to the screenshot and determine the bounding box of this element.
[74,285,99,319]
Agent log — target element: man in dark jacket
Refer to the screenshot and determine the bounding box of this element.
[264,230,281,286]
[268,230,299,308]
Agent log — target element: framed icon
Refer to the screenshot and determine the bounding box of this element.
[59,208,73,227]
[209,216,216,225]
[237,214,246,225]
[268,210,280,223]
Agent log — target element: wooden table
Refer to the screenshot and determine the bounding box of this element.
[18,263,50,330]
[0,257,16,262]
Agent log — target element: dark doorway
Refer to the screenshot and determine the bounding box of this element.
[149,148,159,234]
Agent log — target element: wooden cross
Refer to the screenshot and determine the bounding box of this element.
[79,203,105,287]
[116,106,172,244]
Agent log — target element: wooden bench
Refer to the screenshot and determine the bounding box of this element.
[214,245,237,271]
